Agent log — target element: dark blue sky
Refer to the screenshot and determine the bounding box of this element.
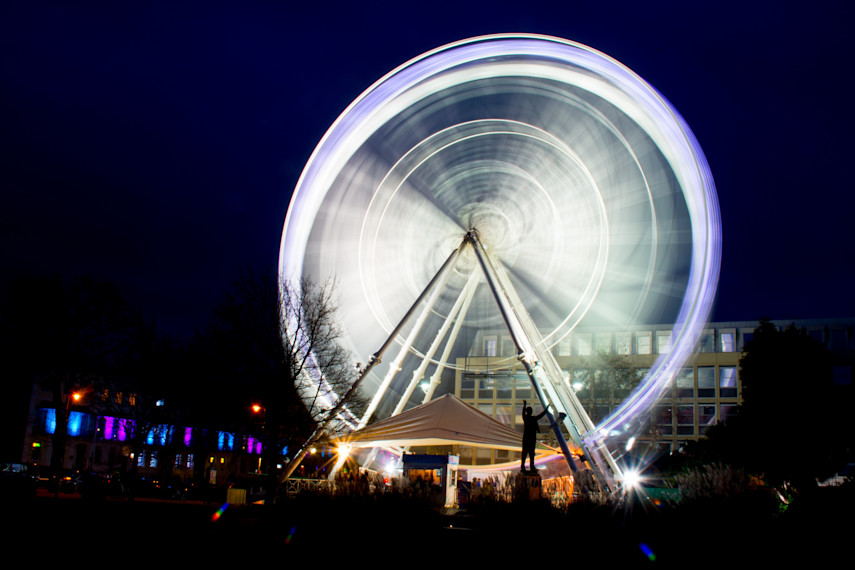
[2,1,853,336]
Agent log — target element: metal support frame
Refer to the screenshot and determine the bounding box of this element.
[356,240,466,430]
[287,229,621,492]
[282,243,465,480]
[393,267,481,414]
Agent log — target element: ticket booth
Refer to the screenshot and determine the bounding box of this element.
[402,454,459,507]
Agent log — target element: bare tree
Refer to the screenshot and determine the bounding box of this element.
[198,269,363,497]
[282,278,363,435]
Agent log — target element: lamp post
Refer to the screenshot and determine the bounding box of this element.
[54,389,83,498]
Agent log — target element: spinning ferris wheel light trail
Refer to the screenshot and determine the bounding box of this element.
[279,34,721,490]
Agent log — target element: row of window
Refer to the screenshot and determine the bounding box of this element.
[466,399,739,433]
[461,366,739,401]
[653,403,738,436]
[480,322,855,359]
[480,329,743,358]
[38,409,263,453]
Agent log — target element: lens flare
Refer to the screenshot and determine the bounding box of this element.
[211,502,229,522]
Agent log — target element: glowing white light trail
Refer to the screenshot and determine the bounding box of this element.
[279,34,721,472]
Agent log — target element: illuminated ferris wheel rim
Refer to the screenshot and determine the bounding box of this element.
[279,33,721,444]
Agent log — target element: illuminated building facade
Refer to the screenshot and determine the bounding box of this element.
[453,319,855,466]
[19,381,272,488]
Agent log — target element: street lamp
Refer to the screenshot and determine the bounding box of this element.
[54,389,84,497]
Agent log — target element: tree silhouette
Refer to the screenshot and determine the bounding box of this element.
[195,269,363,499]
[685,319,852,491]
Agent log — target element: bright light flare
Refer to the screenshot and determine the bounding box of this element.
[622,468,642,490]
[330,442,351,477]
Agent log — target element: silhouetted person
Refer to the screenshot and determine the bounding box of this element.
[521,400,548,472]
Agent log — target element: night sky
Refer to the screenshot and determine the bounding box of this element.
[2,1,853,338]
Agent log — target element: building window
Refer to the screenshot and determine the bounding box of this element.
[699,406,716,433]
[719,330,736,352]
[475,448,491,465]
[720,405,738,423]
[676,405,694,435]
[613,368,631,399]
[593,369,610,398]
[719,367,737,398]
[615,332,631,355]
[42,408,57,434]
[592,404,610,423]
[460,377,475,399]
[500,336,514,357]
[596,332,611,355]
[698,330,714,353]
[146,425,174,446]
[572,369,592,398]
[515,376,531,400]
[656,331,671,354]
[101,416,133,442]
[575,334,592,356]
[655,405,672,435]
[496,378,512,399]
[67,411,84,436]
[246,437,263,454]
[458,447,473,464]
[218,431,235,451]
[675,368,694,398]
[138,450,158,469]
[495,404,514,426]
[698,367,715,397]
[484,337,497,357]
[556,338,571,356]
[478,377,493,399]
[636,332,651,355]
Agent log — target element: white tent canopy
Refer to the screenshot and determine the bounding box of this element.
[345,393,525,450]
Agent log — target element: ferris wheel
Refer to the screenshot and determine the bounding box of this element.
[279,34,721,489]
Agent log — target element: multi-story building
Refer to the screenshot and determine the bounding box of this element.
[453,319,855,466]
[20,380,273,488]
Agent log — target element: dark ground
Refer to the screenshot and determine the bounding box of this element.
[5,486,852,565]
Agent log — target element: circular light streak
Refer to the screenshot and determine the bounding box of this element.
[280,34,721,445]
